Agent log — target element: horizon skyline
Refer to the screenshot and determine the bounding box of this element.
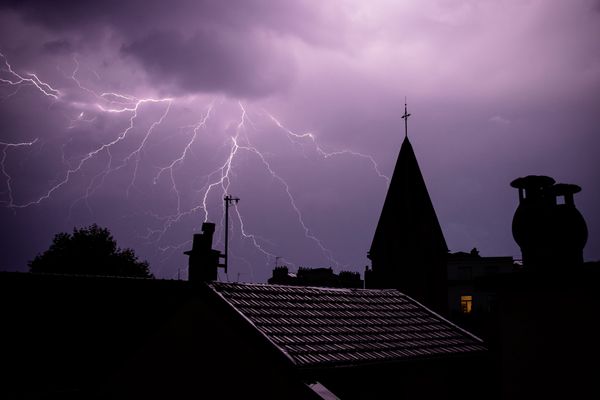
[1,0,599,281]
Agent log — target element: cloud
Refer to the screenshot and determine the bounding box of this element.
[121,28,295,98]
[1,0,323,98]
[41,39,73,54]
[489,115,510,125]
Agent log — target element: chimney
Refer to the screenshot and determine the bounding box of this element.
[511,175,587,270]
[549,183,588,266]
[184,222,224,282]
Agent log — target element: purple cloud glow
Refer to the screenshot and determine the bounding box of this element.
[1,0,599,281]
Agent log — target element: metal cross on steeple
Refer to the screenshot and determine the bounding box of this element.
[401,100,411,138]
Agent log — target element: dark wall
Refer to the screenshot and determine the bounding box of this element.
[495,271,600,399]
[311,354,490,400]
[0,273,317,399]
[1,273,191,398]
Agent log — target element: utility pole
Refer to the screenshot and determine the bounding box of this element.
[224,194,239,274]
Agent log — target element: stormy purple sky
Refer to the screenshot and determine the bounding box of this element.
[1,0,599,281]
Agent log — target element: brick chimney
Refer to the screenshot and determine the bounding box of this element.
[184,222,224,282]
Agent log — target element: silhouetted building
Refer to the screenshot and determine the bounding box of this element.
[366,134,448,314]
[446,248,517,338]
[1,207,492,400]
[361,125,599,399]
[268,265,363,288]
[447,249,516,314]
[465,174,598,399]
[1,271,488,399]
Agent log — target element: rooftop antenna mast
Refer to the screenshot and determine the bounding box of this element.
[401,97,411,138]
[224,194,240,274]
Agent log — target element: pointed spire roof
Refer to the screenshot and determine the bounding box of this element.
[369,135,447,260]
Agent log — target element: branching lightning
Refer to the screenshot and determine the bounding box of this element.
[0,139,38,208]
[267,113,389,184]
[0,52,61,100]
[11,97,172,209]
[138,102,217,243]
[1,51,388,280]
[235,127,339,267]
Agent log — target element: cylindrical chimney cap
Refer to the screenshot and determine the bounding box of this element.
[510,175,555,189]
[551,183,581,196]
[201,222,216,234]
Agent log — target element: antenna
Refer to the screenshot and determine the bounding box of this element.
[401,98,411,138]
[224,194,240,274]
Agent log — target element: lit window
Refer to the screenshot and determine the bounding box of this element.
[461,295,473,314]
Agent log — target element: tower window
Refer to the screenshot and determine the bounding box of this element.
[460,295,473,314]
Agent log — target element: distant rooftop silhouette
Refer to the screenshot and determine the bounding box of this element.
[268,265,363,289]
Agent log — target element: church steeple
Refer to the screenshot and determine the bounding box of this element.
[367,105,448,313]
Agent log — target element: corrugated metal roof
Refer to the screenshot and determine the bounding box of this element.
[209,282,485,368]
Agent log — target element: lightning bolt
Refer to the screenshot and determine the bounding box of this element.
[66,111,97,129]
[267,113,389,184]
[68,55,98,99]
[0,52,174,210]
[11,97,173,209]
[205,106,391,276]
[135,102,217,246]
[201,103,341,279]
[0,52,61,100]
[70,98,173,220]
[1,51,389,281]
[154,101,215,213]
[68,55,137,110]
[0,139,38,208]
[235,135,339,267]
[147,102,342,279]
[123,100,173,197]
[199,102,248,223]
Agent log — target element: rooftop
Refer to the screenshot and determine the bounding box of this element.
[209,282,486,368]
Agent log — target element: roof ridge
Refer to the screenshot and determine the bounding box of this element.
[210,281,404,294]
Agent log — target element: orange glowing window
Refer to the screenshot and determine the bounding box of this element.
[461,295,473,314]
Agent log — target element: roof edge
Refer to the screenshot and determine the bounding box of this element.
[207,282,298,366]
[403,293,486,345]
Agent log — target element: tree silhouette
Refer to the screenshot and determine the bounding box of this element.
[29,224,153,278]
